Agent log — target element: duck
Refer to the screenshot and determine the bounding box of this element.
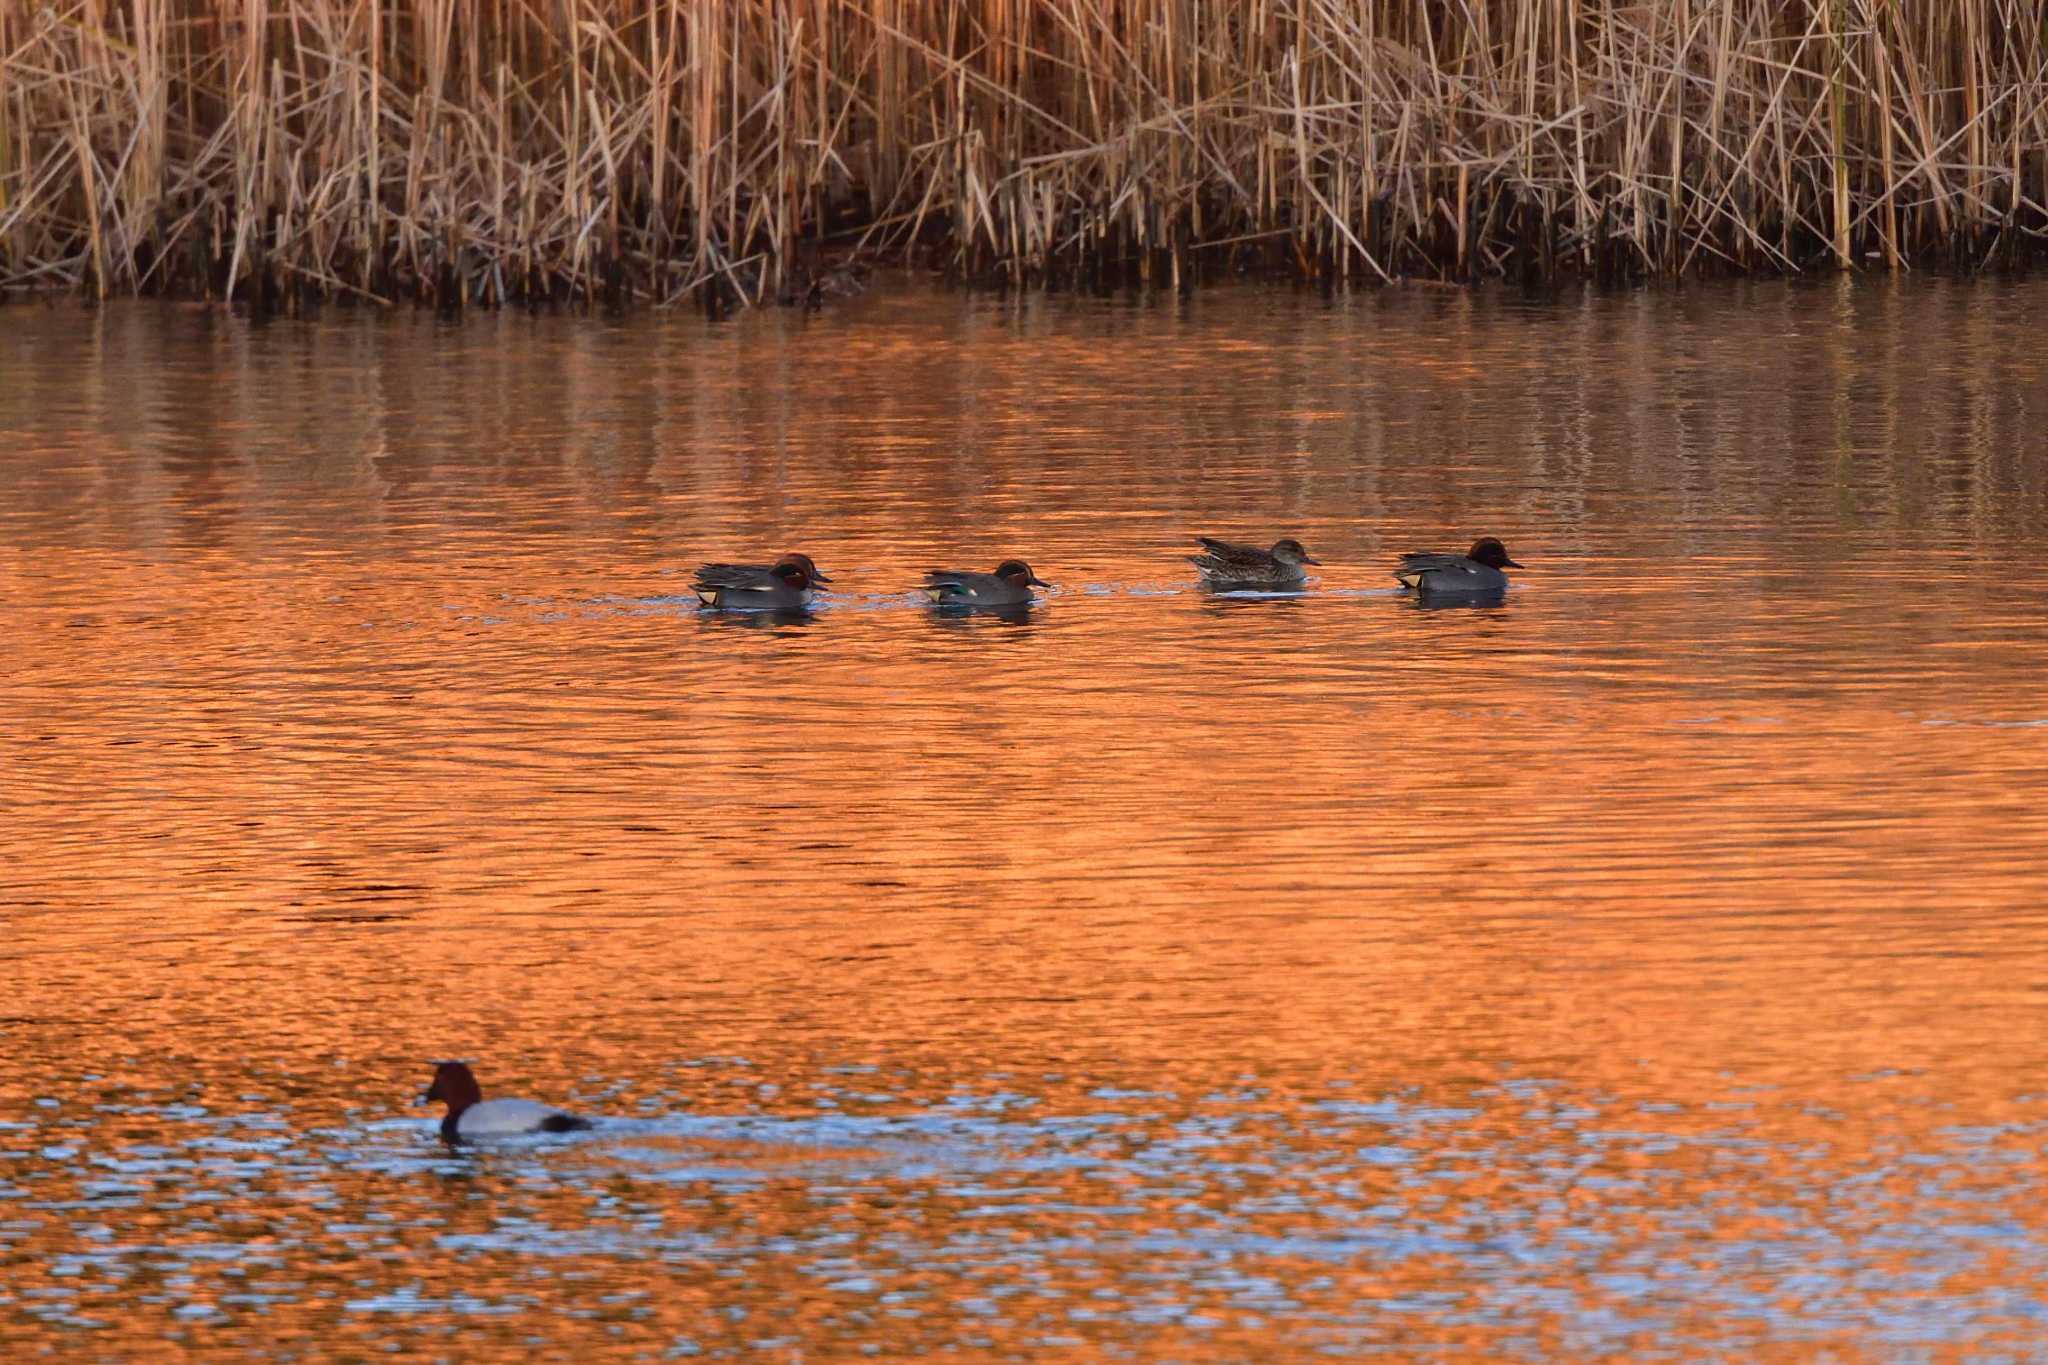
[421,1061,591,1142]
[1393,537,1524,594]
[923,559,1050,608]
[692,552,831,611]
[1189,536,1321,588]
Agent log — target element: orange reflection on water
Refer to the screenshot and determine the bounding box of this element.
[5,281,2048,1356]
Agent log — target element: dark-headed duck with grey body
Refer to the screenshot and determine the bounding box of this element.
[1393,537,1524,594]
[1189,536,1320,588]
[422,1061,591,1142]
[692,552,831,611]
[923,559,1049,608]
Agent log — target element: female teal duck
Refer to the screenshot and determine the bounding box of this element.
[1189,536,1320,588]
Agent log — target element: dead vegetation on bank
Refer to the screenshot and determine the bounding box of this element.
[3,1,2047,311]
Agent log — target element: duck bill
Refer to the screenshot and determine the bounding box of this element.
[1027,575,1050,588]
[809,570,833,584]
[1301,556,1323,566]
[1503,559,1525,569]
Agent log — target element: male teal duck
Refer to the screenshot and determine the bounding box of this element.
[692,552,831,610]
[1393,537,1523,594]
[923,559,1049,608]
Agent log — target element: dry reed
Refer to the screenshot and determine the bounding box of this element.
[3,1,2047,310]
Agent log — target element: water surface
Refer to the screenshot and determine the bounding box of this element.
[5,279,2048,1358]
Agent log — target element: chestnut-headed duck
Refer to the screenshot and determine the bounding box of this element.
[692,552,831,611]
[1190,536,1320,588]
[1393,537,1524,594]
[923,559,1050,608]
[421,1061,591,1142]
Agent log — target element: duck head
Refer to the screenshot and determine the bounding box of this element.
[1271,538,1321,566]
[994,559,1050,589]
[423,1060,483,1119]
[770,554,824,590]
[776,552,830,585]
[1467,537,1523,570]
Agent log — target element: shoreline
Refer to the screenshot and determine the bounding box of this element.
[4,258,2036,327]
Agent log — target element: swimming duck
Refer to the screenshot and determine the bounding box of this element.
[692,552,831,611]
[1393,537,1524,594]
[421,1061,591,1142]
[923,559,1050,608]
[1189,536,1321,588]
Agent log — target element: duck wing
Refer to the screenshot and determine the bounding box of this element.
[1394,551,1468,574]
[923,569,995,601]
[1194,537,1277,571]
[692,561,779,590]
[1393,551,1485,590]
[1193,539,1294,581]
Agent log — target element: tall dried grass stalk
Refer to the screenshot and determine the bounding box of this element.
[3,1,2047,308]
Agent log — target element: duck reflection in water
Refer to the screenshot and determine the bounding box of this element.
[697,605,817,630]
[929,600,1038,629]
[1404,586,1508,610]
[1200,591,1306,618]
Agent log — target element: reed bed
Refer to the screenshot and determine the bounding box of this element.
[4,1,2047,310]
